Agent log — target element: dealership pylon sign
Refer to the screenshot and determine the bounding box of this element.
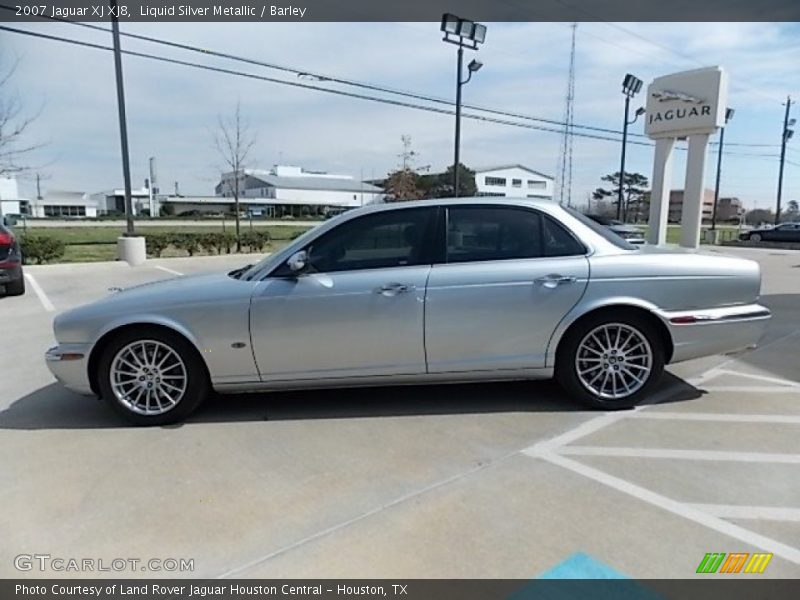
[645,66,728,248]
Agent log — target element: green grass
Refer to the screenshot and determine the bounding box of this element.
[21,224,312,245]
[60,239,297,263]
[19,224,313,263]
[637,224,741,244]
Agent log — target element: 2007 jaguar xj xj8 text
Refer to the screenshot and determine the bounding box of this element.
[46,198,771,425]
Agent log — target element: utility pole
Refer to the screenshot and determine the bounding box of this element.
[556,23,577,206]
[776,96,794,225]
[110,0,134,236]
[453,42,463,197]
[711,108,734,231]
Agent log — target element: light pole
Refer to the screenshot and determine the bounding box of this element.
[110,0,134,237]
[618,74,643,221]
[441,13,486,197]
[711,108,734,231]
[776,96,794,225]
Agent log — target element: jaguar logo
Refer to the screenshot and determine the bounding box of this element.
[651,89,706,104]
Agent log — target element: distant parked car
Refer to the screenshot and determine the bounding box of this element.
[740,222,800,243]
[586,215,646,244]
[0,222,25,296]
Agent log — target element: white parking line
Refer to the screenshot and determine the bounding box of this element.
[23,273,55,312]
[703,386,800,394]
[687,504,800,522]
[537,450,800,565]
[154,265,184,276]
[713,369,800,388]
[559,446,800,464]
[632,412,800,424]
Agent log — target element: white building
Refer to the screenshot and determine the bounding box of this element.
[29,190,98,218]
[88,187,151,216]
[213,165,384,217]
[0,177,26,217]
[473,165,554,199]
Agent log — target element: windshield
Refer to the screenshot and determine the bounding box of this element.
[565,207,638,250]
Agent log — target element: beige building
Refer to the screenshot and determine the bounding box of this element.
[668,189,714,223]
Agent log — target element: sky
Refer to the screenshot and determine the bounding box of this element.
[3,20,800,211]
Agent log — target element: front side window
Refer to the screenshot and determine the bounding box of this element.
[305,207,435,273]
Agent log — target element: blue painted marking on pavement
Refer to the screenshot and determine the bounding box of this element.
[538,551,629,579]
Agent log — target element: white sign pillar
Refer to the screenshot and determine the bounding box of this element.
[680,133,711,248]
[647,138,676,245]
[644,66,728,249]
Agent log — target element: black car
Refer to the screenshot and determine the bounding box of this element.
[0,222,25,296]
[740,222,800,243]
[586,214,646,244]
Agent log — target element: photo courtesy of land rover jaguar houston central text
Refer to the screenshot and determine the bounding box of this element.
[46,198,771,425]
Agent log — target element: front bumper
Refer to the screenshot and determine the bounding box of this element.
[661,303,771,364]
[45,344,94,395]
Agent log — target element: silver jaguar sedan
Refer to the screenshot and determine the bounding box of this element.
[46,198,771,425]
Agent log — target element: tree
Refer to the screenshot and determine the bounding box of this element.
[420,163,476,198]
[0,58,42,177]
[384,136,424,202]
[214,102,256,251]
[783,200,799,222]
[592,171,649,222]
[745,208,774,226]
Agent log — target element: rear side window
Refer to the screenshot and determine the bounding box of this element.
[542,216,586,257]
[445,206,585,263]
[566,207,637,250]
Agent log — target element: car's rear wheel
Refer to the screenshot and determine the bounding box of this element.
[751,233,762,242]
[97,327,209,425]
[3,274,25,296]
[556,313,665,410]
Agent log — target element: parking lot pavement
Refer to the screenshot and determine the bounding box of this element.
[1,248,799,579]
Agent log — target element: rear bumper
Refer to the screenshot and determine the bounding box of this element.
[0,262,22,284]
[45,344,94,395]
[660,303,771,364]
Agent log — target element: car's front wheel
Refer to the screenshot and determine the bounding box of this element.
[751,233,762,242]
[97,327,209,425]
[556,313,665,410]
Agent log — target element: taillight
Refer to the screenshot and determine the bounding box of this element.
[0,232,14,246]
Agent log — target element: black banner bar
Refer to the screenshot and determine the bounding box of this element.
[2,0,800,22]
[4,580,800,600]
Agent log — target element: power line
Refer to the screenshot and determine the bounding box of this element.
[0,24,790,168]
[0,4,651,141]
[0,24,656,147]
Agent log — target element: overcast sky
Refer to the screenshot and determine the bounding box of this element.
[3,21,800,210]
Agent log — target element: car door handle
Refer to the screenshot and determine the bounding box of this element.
[534,274,577,289]
[375,282,413,296]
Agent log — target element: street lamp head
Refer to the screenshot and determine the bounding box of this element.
[725,108,735,122]
[622,73,643,97]
[440,13,487,48]
[635,107,646,117]
[467,59,483,73]
[789,118,797,127]
[441,13,459,35]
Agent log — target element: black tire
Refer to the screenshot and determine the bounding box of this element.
[555,311,666,410]
[751,233,762,243]
[97,326,209,425]
[4,274,25,296]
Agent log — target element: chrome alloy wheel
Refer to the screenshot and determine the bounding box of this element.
[109,340,188,415]
[575,323,653,400]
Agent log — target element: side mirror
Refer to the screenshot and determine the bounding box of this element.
[286,250,308,274]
